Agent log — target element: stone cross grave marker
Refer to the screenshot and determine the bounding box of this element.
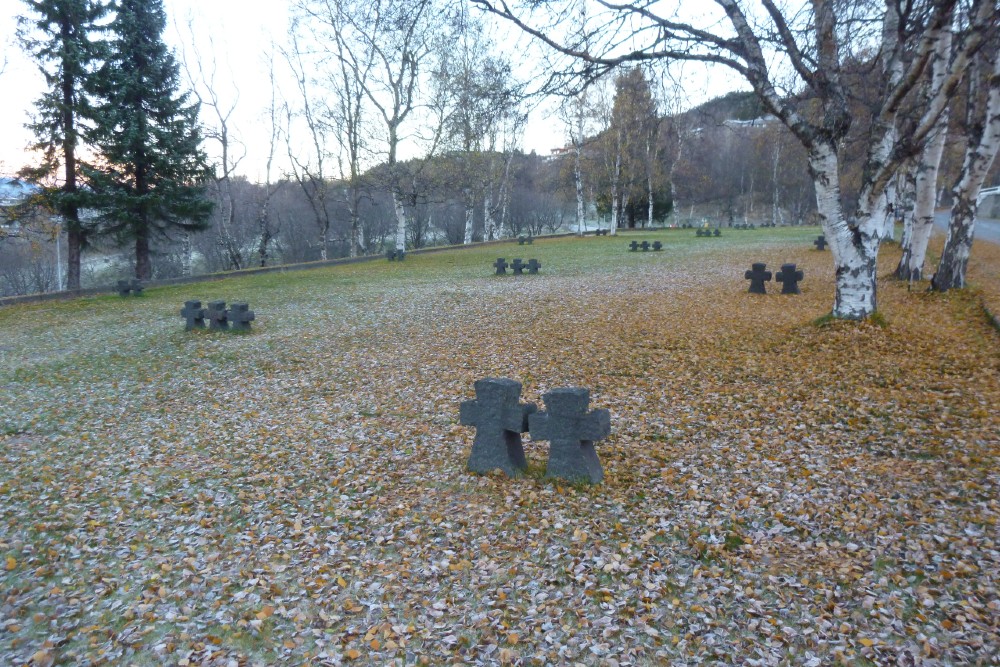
[206,300,229,330]
[813,235,827,251]
[527,259,541,274]
[460,378,537,477]
[652,241,663,251]
[629,241,640,252]
[180,300,206,330]
[713,228,721,237]
[594,229,608,236]
[493,258,509,275]
[776,263,804,294]
[744,263,772,294]
[529,388,610,484]
[640,241,650,251]
[228,303,255,331]
[518,235,533,245]
[117,279,143,297]
[511,258,526,275]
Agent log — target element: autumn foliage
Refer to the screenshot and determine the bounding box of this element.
[1,228,998,664]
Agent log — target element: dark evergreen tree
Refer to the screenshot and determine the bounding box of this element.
[86,0,211,279]
[18,0,108,290]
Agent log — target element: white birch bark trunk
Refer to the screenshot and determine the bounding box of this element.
[934,53,1000,290]
[897,27,952,279]
[484,191,497,241]
[811,144,879,319]
[574,146,586,235]
[393,192,407,252]
[609,149,621,236]
[463,189,474,245]
[181,231,192,277]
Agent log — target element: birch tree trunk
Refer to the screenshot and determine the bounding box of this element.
[393,191,407,252]
[933,51,1000,291]
[609,147,621,235]
[463,188,475,245]
[896,26,953,280]
[574,143,586,235]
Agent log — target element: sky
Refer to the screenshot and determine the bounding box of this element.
[0,0,740,183]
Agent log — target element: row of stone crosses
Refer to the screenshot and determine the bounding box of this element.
[180,300,255,331]
[494,258,541,275]
[461,378,609,484]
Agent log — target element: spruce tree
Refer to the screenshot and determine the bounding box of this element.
[87,0,211,280]
[18,0,108,291]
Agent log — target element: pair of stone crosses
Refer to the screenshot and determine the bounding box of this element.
[517,235,534,245]
[745,263,803,294]
[594,229,609,236]
[181,300,255,331]
[628,240,663,252]
[696,229,722,237]
[117,279,144,297]
[494,258,541,275]
[386,249,406,261]
[460,378,610,484]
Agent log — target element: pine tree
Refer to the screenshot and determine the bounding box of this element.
[86,0,211,280]
[18,0,108,291]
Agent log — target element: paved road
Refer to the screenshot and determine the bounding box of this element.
[933,211,1000,245]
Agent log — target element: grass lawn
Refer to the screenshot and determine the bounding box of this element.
[1,227,998,666]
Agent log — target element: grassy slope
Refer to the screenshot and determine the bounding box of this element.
[1,227,998,666]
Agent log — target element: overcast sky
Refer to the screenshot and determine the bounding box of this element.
[0,0,739,183]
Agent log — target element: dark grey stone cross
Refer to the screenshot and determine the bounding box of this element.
[652,241,663,251]
[629,241,639,251]
[117,279,143,297]
[744,263,772,294]
[460,378,537,477]
[813,235,827,251]
[206,300,229,330]
[511,258,526,275]
[228,303,255,331]
[180,300,205,330]
[527,259,541,274]
[493,258,508,275]
[640,241,650,251]
[776,263,804,294]
[529,388,610,484]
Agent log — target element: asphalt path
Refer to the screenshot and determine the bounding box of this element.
[933,211,1000,245]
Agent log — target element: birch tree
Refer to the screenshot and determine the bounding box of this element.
[932,41,1000,290]
[895,24,954,281]
[474,0,996,319]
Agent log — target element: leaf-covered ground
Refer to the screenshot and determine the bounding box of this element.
[1,228,998,666]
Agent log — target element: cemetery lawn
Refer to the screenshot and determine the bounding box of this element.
[2,227,1000,666]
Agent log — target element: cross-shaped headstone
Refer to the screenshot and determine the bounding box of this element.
[629,241,640,252]
[775,263,804,294]
[529,387,610,484]
[696,229,705,237]
[460,378,537,477]
[206,300,229,330]
[180,300,206,330]
[713,228,721,237]
[493,258,508,275]
[652,241,663,251]
[744,263,772,294]
[228,302,255,331]
[518,235,533,245]
[527,259,541,274]
[510,258,525,275]
[640,241,650,251]
[813,235,827,251]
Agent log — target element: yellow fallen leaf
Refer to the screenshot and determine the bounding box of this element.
[5,556,16,570]
[337,576,347,588]
[370,639,381,650]
[283,639,296,649]
[346,648,361,660]
[507,633,519,645]
[256,605,274,620]
[860,637,874,647]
